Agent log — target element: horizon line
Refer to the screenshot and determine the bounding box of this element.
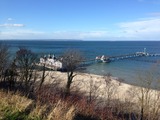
[0,39,160,41]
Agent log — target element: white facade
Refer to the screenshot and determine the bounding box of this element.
[39,56,63,70]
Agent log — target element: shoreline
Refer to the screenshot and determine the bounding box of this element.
[40,70,160,103]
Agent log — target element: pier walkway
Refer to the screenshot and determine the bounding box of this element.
[109,53,160,61]
[95,48,160,63]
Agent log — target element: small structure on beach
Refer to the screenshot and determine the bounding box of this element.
[39,54,63,70]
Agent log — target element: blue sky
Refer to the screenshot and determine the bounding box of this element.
[0,0,160,40]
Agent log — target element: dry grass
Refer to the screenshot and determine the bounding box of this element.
[0,90,93,120]
[28,103,47,119]
[47,100,76,120]
[4,77,159,120]
[0,90,33,119]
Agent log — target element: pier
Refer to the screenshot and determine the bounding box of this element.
[95,48,160,63]
[38,48,160,70]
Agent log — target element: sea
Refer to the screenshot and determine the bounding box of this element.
[1,40,160,88]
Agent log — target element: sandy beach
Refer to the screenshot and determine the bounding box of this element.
[40,71,133,101]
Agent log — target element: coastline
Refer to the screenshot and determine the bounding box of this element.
[2,40,160,88]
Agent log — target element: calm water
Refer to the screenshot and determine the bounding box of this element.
[1,40,160,87]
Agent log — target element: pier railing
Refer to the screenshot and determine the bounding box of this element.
[95,51,160,63]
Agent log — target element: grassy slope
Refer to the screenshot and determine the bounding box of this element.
[0,90,98,120]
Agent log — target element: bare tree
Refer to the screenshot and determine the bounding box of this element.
[87,75,102,103]
[128,67,160,120]
[62,49,84,95]
[103,73,119,107]
[0,43,10,81]
[4,59,18,89]
[39,60,49,90]
[15,47,37,91]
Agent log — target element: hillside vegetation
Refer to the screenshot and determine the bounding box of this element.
[0,43,160,120]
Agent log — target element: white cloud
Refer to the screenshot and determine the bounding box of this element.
[7,18,14,21]
[149,12,160,17]
[0,23,25,27]
[1,17,160,40]
[79,31,108,38]
[116,18,160,40]
[51,18,160,40]
[0,18,24,28]
[0,29,47,39]
[52,31,109,40]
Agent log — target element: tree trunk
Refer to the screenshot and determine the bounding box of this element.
[66,79,71,96]
[140,89,144,120]
[140,107,144,120]
[65,71,73,96]
[39,64,46,90]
